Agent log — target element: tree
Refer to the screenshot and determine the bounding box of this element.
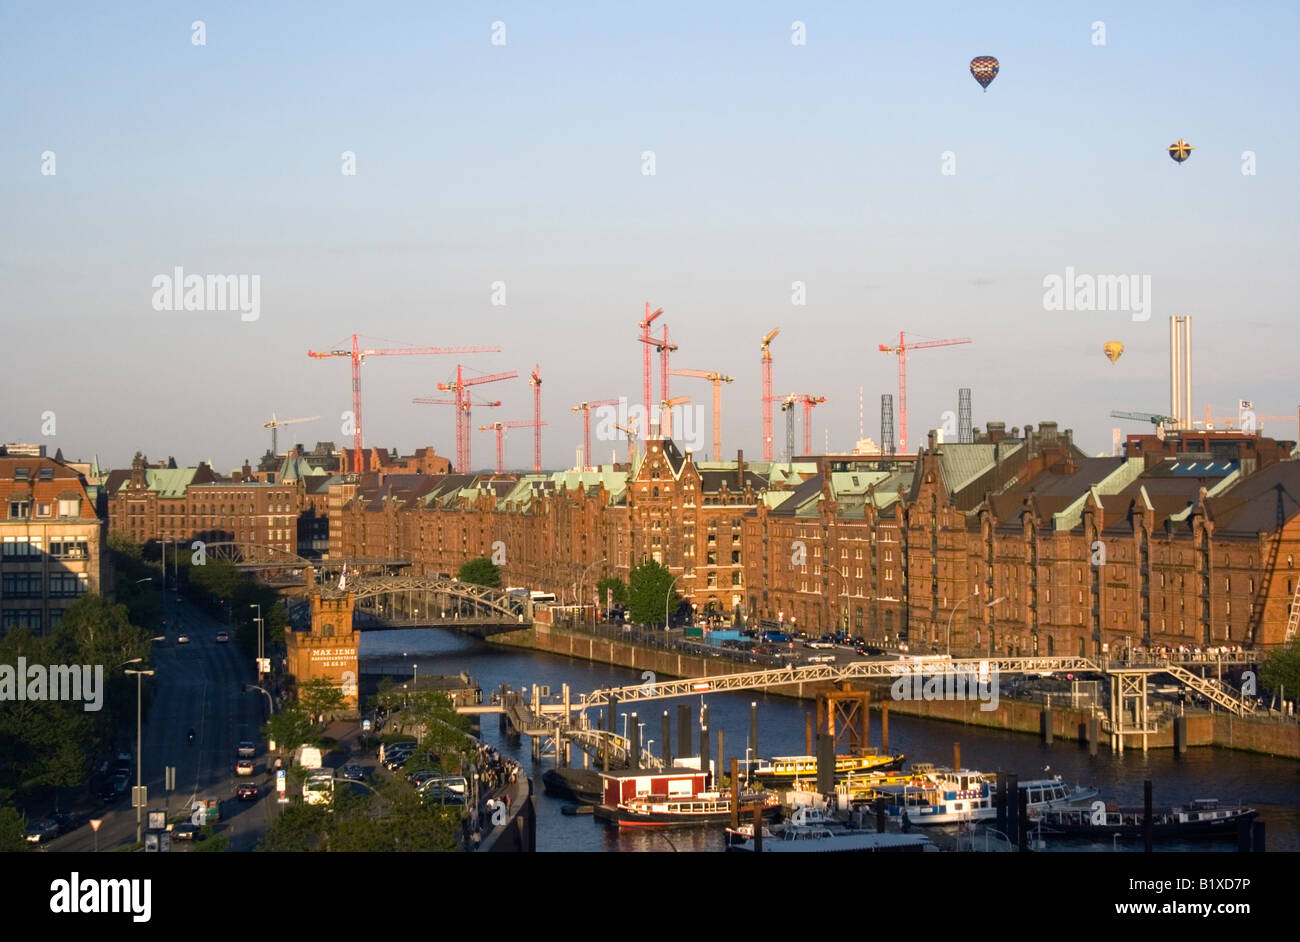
[597,576,629,609]
[1261,640,1300,705]
[297,678,345,724]
[628,559,680,627]
[457,557,501,588]
[0,805,28,853]
[262,705,321,755]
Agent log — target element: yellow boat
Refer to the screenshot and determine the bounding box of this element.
[752,752,905,786]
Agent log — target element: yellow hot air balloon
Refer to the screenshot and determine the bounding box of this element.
[1103,341,1124,364]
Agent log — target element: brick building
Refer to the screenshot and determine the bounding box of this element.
[0,455,108,635]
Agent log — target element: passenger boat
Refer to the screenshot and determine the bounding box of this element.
[608,790,782,829]
[593,766,780,829]
[877,769,1097,825]
[1035,799,1256,840]
[751,751,905,786]
[725,805,935,853]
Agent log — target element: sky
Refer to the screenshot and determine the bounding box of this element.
[3,1,1297,471]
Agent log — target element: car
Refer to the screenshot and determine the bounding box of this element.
[236,741,257,758]
[171,823,202,841]
[112,773,129,794]
[235,760,254,776]
[25,819,59,843]
[339,765,368,782]
[215,631,229,643]
[94,780,119,803]
[51,811,88,836]
[409,770,443,786]
[808,654,837,664]
[235,783,259,801]
[177,634,190,644]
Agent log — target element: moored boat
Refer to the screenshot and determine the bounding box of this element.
[876,769,1097,825]
[1035,799,1256,840]
[751,751,905,787]
[542,767,603,804]
[593,766,780,829]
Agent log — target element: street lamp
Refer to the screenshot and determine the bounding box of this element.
[947,592,1006,656]
[577,556,607,626]
[123,664,155,845]
[249,604,264,664]
[664,574,680,631]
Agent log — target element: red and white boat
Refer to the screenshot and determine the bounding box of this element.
[593,767,780,829]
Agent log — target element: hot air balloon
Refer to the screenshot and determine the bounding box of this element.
[1103,341,1124,364]
[1168,138,1195,163]
[970,56,999,91]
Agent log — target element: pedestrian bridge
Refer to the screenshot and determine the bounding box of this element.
[289,574,532,636]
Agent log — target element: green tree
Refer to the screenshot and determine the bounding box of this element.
[1261,640,1300,704]
[457,557,501,588]
[262,705,321,757]
[0,805,28,853]
[628,559,680,627]
[597,576,629,609]
[255,803,329,852]
[297,678,345,723]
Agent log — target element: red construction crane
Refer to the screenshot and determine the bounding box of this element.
[528,365,543,472]
[670,369,734,460]
[412,392,503,473]
[570,398,621,470]
[411,365,516,472]
[799,395,828,455]
[479,420,548,474]
[878,332,971,454]
[615,417,639,467]
[638,303,664,442]
[658,396,690,440]
[760,328,780,460]
[307,334,499,473]
[638,325,678,437]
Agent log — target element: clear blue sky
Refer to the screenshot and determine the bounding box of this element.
[3,1,1297,469]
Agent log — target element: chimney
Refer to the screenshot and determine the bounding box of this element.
[927,429,937,453]
[736,449,745,487]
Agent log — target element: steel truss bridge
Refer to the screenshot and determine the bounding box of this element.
[288,574,532,635]
[567,654,1261,716]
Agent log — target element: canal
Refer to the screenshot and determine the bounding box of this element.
[360,628,1300,853]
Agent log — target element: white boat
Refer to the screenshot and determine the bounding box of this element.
[877,769,1096,826]
[727,809,936,853]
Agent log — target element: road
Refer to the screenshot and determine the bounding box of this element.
[48,591,280,853]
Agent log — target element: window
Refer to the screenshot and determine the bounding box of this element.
[2,538,39,558]
[49,573,87,598]
[1,610,41,631]
[9,501,30,520]
[36,503,51,517]
[38,468,54,481]
[3,572,42,597]
[731,572,741,586]
[49,540,89,560]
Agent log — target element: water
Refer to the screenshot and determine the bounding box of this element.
[360,628,1300,853]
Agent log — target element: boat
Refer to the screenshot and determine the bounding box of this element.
[542,767,602,804]
[605,790,782,829]
[1035,799,1256,840]
[593,766,781,829]
[724,803,839,846]
[728,826,935,853]
[875,769,1097,826]
[751,751,905,786]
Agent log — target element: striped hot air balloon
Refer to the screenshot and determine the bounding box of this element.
[970,56,999,91]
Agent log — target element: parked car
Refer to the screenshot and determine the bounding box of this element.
[235,760,254,776]
[25,819,59,843]
[176,634,190,644]
[236,742,257,758]
[235,783,259,801]
[339,764,368,782]
[215,631,229,643]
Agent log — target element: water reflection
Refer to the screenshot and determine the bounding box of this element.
[360,628,1300,853]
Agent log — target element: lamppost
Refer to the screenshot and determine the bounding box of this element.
[249,604,263,665]
[577,556,607,626]
[664,574,680,631]
[947,592,1006,656]
[123,662,155,845]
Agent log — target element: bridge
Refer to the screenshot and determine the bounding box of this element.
[288,574,533,636]
[473,652,1264,766]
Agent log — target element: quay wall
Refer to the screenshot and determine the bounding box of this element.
[486,625,1300,759]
